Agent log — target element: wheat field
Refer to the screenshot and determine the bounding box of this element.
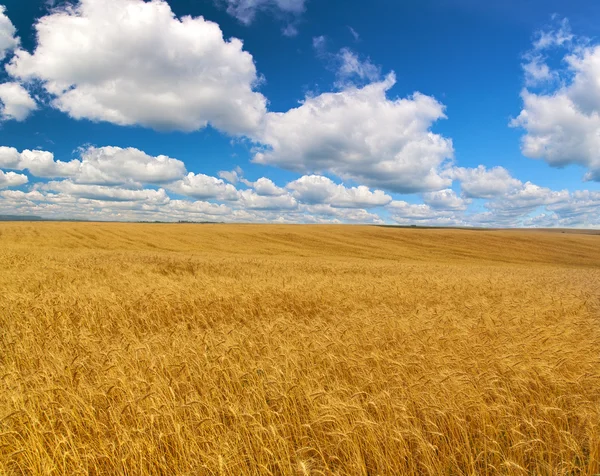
[1,222,599,475]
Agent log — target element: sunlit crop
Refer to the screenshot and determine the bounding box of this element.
[1,223,599,475]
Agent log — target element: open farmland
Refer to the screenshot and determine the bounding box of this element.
[1,223,600,475]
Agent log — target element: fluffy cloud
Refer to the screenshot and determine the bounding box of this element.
[168,173,240,201]
[287,175,391,208]
[512,89,600,180]
[0,82,36,122]
[238,189,297,210]
[41,181,170,203]
[8,0,266,135]
[3,167,600,227]
[218,167,244,185]
[74,147,186,185]
[512,20,600,181]
[221,0,307,25]
[245,177,287,196]
[0,170,28,189]
[301,204,384,224]
[450,165,522,199]
[0,147,80,178]
[0,146,186,185]
[0,5,18,61]
[0,188,233,222]
[485,182,569,216]
[422,189,468,210]
[165,199,231,217]
[545,190,600,226]
[387,200,456,222]
[254,74,453,193]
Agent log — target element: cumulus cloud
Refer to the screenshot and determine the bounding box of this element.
[0,5,19,61]
[287,175,391,208]
[218,167,244,184]
[0,187,237,222]
[74,147,186,185]
[0,147,80,178]
[244,177,287,196]
[387,200,456,222]
[0,170,28,189]
[301,204,384,224]
[0,146,186,185]
[41,181,170,203]
[7,0,266,135]
[165,199,231,217]
[450,165,522,199]
[239,189,297,210]
[168,173,240,201]
[254,74,453,193]
[221,0,307,25]
[422,189,469,210]
[485,182,569,216]
[0,82,36,122]
[3,165,600,227]
[512,19,600,181]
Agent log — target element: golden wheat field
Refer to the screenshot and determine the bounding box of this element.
[1,222,600,475]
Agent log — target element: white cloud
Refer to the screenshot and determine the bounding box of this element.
[450,165,522,199]
[218,167,243,184]
[0,146,20,169]
[485,182,569,215]
[513,20,600,182]
[522,55,555,87]
[0,5,18,61]
[0,147,80,178]
[533,17,573,51]
[239,189,297,210]
[8,0,266,135]
[168,172,240,201]
[254,74,453,193]
[312,41,380,88]
[3,165,600,227]
[165,199,231,217]
[246,177,287,196]
[0,146,186,185]
[287,174,391,208]
[75,146,186,185]
[0,82,36,122]
[387,200,456,222]
[0,187,233,222]
[335,48,381,87]
[221,0,307,25]
[41,181,170,203]
[512,86,600,180]
[0,170,28,189]
[301,204,384,224]
[422,188,469,210]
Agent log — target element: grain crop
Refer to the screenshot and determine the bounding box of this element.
[1,222,599,475]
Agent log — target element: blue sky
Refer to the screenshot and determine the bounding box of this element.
[0,0,600,226]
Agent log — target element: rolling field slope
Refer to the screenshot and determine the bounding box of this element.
[1,223,599,475]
